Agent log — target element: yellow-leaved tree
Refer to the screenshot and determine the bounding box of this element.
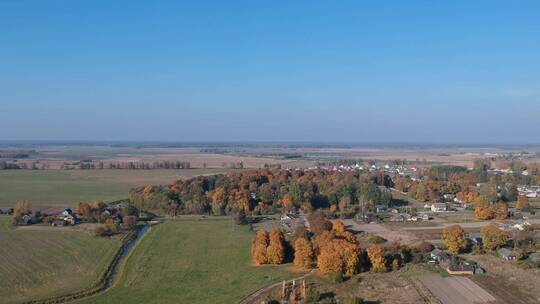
[251,229,269,265]
[367,244,386,272]
[267,229,286,264]
[442,225,467,254]
[293,237,313,269]
[481,224,509,251]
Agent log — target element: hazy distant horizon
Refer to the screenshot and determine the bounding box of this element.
[1,140,539,150]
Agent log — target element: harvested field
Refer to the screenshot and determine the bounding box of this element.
[10,146,297,169]
[405,227,481,241]
[340,219,420,245]
[467,254,540,304]
[418,274,496,304]
[290,264,441,304]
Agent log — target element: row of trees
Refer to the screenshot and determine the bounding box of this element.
[253,220,432,281]
[66,160,192,170]
[130,169,394,217]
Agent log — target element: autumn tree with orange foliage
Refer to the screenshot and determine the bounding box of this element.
[475,204,494,220]
[315,229,361,277]
[209,186,227,215]
[251,230,269,265]
[267,229,286,264]
[294,237,314,269]
[317,244,342,275]
[280,195,294,212]
[516,195,530,211]
[456,191,478,204]
[481,224,509,251]
[230,189,252,213]
[493,202,508,220]
[332,220,346,234]
[367,244,386,272]
[75,202,91,218]
[442,225,467,254]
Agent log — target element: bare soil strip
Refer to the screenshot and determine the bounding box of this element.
[418,274,496,304]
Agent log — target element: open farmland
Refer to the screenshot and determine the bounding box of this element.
[0,169,230,208]
[76,219,296,304]
[0,216,122,304]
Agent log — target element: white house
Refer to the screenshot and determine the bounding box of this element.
[431,203,447,212]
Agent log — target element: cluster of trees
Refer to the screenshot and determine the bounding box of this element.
[129,169,394,216]
[76,201,137,220]
[73,201,138,236]
[253,217,433,282]
[251,229,287,265]
[442,224,511,254]
[474,199,508,220]
[309,221,362,280]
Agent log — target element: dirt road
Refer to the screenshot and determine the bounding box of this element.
[341,218,540,245]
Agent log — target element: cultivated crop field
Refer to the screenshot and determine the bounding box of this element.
[77,219,295,304]
[0,169,230,208]
[0,216,122,304]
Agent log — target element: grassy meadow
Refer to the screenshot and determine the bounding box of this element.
[0,216,122,304]
[0,169,229,208]
[77,220,296,304]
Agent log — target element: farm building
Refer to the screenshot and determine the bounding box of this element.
[446,264,474,275]
[498,248,516,261]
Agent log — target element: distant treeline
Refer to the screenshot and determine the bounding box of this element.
[70,161,192,170]
[0,160,248,170]
[0,151,32,159]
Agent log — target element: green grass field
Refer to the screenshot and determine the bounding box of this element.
[77,220,295,304]
[0,169,229,208]
[0,216,122,304]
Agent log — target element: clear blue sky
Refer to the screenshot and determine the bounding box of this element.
[1,0,539,143]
